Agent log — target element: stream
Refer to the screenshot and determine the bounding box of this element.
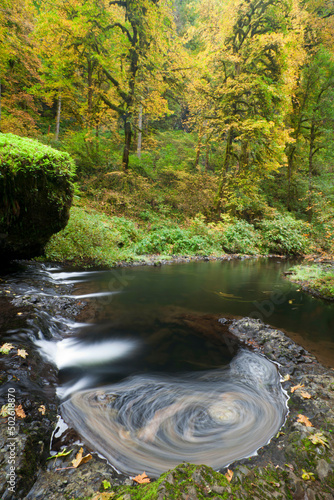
[1,257,334,478]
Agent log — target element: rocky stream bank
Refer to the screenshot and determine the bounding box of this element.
[0,260,333,500]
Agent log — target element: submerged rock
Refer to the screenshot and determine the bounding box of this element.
[0,134,74,260]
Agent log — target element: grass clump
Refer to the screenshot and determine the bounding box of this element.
[286,263,334,300]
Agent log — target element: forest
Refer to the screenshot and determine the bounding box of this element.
[1,0,334,267]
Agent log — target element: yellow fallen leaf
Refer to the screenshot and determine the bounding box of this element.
[297,414,313,427]
[133,472,150,484]
[17,312,23,316]
[302,469,315,481]
[0,343,14,354]
[282,374,291,382]
[291,384,304,393]
[308,432,330,448]
[225,469,233,482]
[38,405,46,415]
[300,391,312,399]
[91,493,115,500]
[72,447,92,468]
[15,405,26,418]
[17,349,28,359]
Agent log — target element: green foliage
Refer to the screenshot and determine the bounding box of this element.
[0,133,75,178]
[43,206,140,267]
[154,131,198,171]
[258,213,310,255]
[134,224,218,256]
[60,130,121,174]
[220,219,261,254]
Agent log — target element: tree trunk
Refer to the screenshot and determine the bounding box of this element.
[122,117,132,171]
[205,143,210,171]
[137,104,143,159]
[55,95,61,141]
[214,128,234,212]
[194,124,203,169]
[87,58,93,129]
[308,121,316,223]
[286,146,295,212]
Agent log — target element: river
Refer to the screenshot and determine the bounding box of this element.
[1,257,333,477]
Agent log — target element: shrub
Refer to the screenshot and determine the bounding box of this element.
[220,220,261,254]
[258,213,310,255]
[44,207,140,266]
[134,224,218,256]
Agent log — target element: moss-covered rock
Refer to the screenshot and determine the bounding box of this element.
[0,133,75,260]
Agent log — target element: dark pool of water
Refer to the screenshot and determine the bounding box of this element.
[68,257,334,367]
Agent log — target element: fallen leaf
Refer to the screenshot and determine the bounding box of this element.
[91,493,115,500]
[38,405,46,415]
[102,479,111,490]
[300,391,312,399]
[297,414,313,427]
[225,469,233,482]
[282,374,291,382]
[0,343,14,354]
[17,349,28,359]
[15,405,26,418]
[72,447,92,468]
[133,472,150,484]
[17,312,23,316]
[291,384,304,393]
[0,404,10,417]
[308,432,330,448]
[301,469,315,481]
[47,448,73,460]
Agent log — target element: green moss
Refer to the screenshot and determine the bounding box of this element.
[286,264,334,300]
[0,133,75,178]
[0,133,75,259]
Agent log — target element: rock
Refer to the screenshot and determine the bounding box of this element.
[0,133,74,260]
[211,485,225,494]
[306,489,316,500]
[316,459,330,481]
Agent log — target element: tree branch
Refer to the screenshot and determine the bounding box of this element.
[92,20,133,44]
[100,93,124,114]
[102,67,129,102]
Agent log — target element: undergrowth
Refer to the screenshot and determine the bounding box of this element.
[41,199,319,268]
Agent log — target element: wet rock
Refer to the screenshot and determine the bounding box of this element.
[316,459,331,481]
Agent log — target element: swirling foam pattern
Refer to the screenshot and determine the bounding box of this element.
[61,350,288,477]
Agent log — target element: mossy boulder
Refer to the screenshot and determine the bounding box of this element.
[0,133,75,260]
